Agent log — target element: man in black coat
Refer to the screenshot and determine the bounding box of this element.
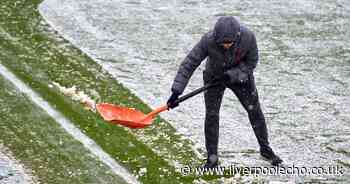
[167,16,283,167]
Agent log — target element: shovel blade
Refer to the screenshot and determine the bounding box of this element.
[96,103,153,128]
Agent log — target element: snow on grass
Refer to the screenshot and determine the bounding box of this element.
[52,82,96,112]
[1,0,233,182]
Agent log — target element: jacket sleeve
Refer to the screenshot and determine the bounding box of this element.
[171,35,208,94]
[240,33,259,73]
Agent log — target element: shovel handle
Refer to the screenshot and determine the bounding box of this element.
[148,105,168,118]
[140,105,168,122]
[174,82,222,105]
[141,81,222,122]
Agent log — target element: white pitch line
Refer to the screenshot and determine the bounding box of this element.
[0,63,140,184]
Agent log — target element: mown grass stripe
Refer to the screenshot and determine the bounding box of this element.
[0,75,129,184]
[0,63,140,184]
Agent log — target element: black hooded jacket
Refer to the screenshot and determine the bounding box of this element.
[171,16,259,94]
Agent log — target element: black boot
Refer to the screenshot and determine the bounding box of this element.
[260,147,283,166]
[203,154,219,169]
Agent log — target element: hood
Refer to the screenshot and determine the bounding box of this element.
[213,16,240,44]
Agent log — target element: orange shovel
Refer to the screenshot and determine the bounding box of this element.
[96,82,221,128]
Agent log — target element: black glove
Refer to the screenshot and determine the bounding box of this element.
[223,67,248,85]
[167,91,180,109]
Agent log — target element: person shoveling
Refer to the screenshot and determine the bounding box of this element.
[94,16,282,167]
[167,16,283,167]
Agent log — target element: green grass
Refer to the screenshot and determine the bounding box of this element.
[0,75,127,184]
[0,0,208,183]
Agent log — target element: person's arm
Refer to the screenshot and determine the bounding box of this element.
[239,33,259,74]
[171,34,209,94]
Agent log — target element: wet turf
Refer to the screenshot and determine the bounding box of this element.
[0,75,128,184]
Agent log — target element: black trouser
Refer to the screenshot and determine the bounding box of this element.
[203,71,270,156]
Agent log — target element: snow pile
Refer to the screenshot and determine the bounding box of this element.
[51,82,96,112]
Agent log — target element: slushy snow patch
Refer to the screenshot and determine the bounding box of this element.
[0,144,37,184]
[52,82,96,112]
